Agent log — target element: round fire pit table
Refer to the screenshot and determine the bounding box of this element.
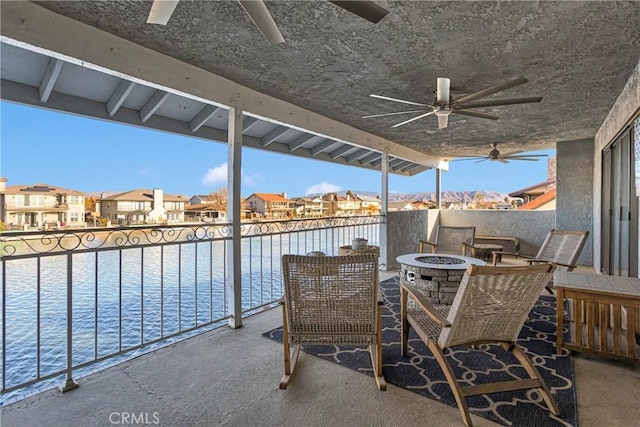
[396,253,486,305]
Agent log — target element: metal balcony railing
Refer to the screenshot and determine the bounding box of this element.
[0,215,382,402]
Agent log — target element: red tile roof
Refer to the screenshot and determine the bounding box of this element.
[518,188,556,210]
[251,193,291,202]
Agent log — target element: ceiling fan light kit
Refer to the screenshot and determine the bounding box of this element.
[365,76,543,130]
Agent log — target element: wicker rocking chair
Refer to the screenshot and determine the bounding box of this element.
[419,225,476,257]
[401,263,558,427]
[280,254,386,391]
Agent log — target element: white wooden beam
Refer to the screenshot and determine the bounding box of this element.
[140,90,170,123]
[190,105,221,132]
[389,158,405,168]
[0,2,448,170]
[107,80,136,116]
[360,152,381,165]
[346,149,370,163]
[287,134,316,151]
[242,116,260,133]
[262,125,292,146]
[329,144,357,159]
[310,139,336,156]
[39,58,63,102]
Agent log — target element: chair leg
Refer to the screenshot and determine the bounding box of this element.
[428,340,473,427]
[280,303,301,389]
[370,302,387,390]
[400,287,409,356]
[368,343,387,391]
[508,343,560,416]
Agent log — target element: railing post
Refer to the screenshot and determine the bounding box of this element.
[227,106,243,329]
[59,252,79,392]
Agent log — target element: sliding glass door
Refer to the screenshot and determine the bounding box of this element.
[602,124,638,277]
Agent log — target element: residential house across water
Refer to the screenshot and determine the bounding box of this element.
[0,179,85,229]
[245,192,296,219]
[99,188,186,225]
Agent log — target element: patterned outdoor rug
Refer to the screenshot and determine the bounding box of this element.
[264,276,577,427]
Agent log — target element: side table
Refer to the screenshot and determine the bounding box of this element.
[473,243,503,262]
[554,271,640,361]
[338,245,380,257]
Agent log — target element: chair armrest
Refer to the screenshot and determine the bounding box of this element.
[419,240,436,253]
[401,283,451,327]
[462,241,476,257]
[526,259,576,270]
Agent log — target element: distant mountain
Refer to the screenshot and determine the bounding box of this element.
[309,190,510,203]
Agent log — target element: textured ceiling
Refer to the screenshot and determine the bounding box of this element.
[34,1,640,158]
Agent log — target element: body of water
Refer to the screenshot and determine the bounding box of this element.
[1,221,379,403]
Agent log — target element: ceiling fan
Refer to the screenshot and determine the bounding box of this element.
[364,76,542,130]
[451,143,549,164]
[146,0,389,45]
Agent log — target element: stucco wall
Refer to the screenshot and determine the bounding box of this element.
[556,138,594,264]
[439,210,555,257]
[593,58,640,273]
[384,210,432,270]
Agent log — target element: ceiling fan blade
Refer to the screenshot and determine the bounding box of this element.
[454,76,529,104]
[370,94,429,107]
[438,115,448,129]
[391,111,435,128]
[147,0,180,25]
[456,97,543,109]
[474,158,489,163]
[502,156,542,161]
[450,156,488,162]
[238,0,285,45]
[437,78,450,105]
[362,109,429,119]
[452,109,499,120]
[329,1,389,24]
[498,159,510,164]
[503,154,549,158]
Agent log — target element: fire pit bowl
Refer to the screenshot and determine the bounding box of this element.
[396,253,486,305]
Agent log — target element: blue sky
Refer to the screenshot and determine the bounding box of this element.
[1,101,554,197]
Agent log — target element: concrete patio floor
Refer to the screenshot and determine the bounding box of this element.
[2,270,639,427]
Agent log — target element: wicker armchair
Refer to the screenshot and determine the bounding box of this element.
[401,263,558,427]
[419,225,476,257]
[280,254,386,391]
[492,229,588,293]
[492,229,589,268]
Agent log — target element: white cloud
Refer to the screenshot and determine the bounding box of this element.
[201,163,263,188]
[201,163,228,186]
[305,182,342,195]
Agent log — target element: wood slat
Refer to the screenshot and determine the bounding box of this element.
[586,301,596,349]
[613,305,622,354]
[599,302,608,351]
[626,307,637,358]
[574,298,583,348]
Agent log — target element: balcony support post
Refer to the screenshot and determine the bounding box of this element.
[59,252,79,392]
[227,106,243,329]
[435,168,442,209]
[380,152,389,271]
